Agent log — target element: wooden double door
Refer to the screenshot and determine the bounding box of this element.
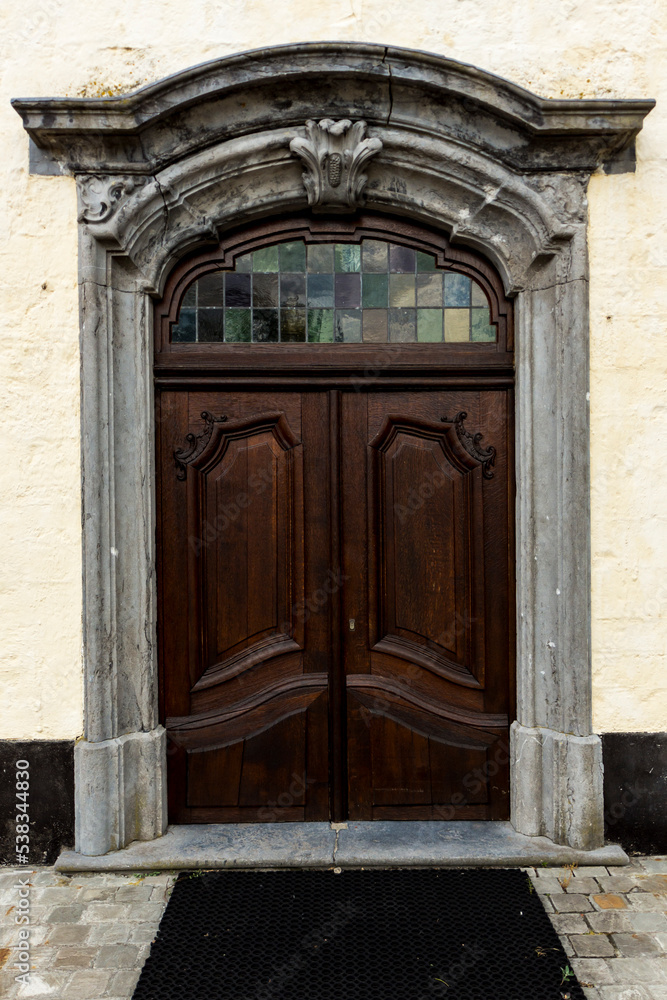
[159,386,513,823]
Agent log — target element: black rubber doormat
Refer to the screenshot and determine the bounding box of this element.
[132,868,585,1000]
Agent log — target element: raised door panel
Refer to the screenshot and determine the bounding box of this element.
[189,411,304,684]
[369,413,486,687]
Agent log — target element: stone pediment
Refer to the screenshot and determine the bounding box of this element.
[13,43,654,176]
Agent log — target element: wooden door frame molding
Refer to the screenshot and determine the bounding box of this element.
[14,42,654,856]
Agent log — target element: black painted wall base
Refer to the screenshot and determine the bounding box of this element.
[0,734,665,863]
[602,732,667,855]
[0,740,74,866]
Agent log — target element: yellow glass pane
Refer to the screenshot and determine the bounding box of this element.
[389,273,416,307]
[444,309,470,342]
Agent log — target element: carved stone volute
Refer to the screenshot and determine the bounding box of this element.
[77,175,147,225]
[289,119,383,213]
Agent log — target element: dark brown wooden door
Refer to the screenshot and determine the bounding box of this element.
[341,390,512,820]
[159,387,512,823]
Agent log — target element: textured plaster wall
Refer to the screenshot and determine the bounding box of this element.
[0,1,664,738]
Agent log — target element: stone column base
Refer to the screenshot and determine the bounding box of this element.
[510,721,604,851]
[74,726,168,856]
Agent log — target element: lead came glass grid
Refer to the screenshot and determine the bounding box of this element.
[171,240,497,344]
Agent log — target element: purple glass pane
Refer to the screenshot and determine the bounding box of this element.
[335,272,361,308]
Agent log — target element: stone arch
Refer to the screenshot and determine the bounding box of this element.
[13,43,654,856]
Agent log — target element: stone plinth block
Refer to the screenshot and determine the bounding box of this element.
[75,727,167,856]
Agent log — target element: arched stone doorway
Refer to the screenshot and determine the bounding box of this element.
[13,43,654,856]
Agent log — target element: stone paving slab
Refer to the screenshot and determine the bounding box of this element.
[56,820,629,871]
[0,855,665,999]
[57,822,337,871]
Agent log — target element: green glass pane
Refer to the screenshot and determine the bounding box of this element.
[307,274,334,308]
[416,251,437,272]
[362,240,388,272]
[444,308,470,342]
[389,273,416,308]
[417,308,443,343]
[253,309,279,342]
[197,273,224,307]
[307,309,334,343]
[172,308,196,342]
[362,273,388,308]
[471,308,496,342]
[253,245,280,272]
[362,309,388,343]
[281,308,306,342]
[416,273,442,307]
[472,281,488,307]
[198,308,225,342]
[280,241,306,271]
[445,272,471,307]
[335,244,361,273]
[334,309,362,342]
[234,253,253,272]
[225,309,251,343]
[307,244,334,273]
[389,308,416,342]
[182,283,196,307]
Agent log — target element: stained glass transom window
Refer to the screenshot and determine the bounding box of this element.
[171,239,496,344]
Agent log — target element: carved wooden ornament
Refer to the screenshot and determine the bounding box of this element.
[173,410,228,480]
[289,119,383,213]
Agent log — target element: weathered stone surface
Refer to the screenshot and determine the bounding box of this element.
[571,934,616,957]
[611,933,663,957]
[57,821,627,871]
[553,893,594,912]
[511,724,605,849]
[74,727,167,855]
[59,821,337,870]
[550,913,591,934]
[13,45,653,176]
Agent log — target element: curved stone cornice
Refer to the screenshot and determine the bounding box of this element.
[84,126,578,293]
[12,42,654,176]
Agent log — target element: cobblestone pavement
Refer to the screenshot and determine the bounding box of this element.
[527,856,667,1000]
[0,857,665,999]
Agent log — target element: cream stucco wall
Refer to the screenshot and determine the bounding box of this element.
[1,0,665,738]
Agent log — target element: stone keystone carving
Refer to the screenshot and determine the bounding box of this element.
[289,119,383,213]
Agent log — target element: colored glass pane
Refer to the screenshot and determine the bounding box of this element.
[308,309,334,342]
[335,244,361,272]
[170,238,496,344]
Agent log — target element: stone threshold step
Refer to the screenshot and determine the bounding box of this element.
[56,821,629,871]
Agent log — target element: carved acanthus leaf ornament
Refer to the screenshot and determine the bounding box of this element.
[289,119,383,213]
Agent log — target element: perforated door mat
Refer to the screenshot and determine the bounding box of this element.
[132,868,585,1000]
